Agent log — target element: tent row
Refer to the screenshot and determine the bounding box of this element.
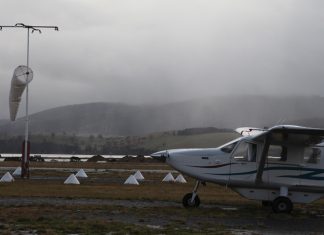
[0,167,89,185]
[1,168,187,185]
[11,167,88,178]
[124,170,145,185]
[124,171,187,185]
[64,169,88,184]
[162,172,187,183]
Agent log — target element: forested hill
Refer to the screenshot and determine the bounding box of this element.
[1,95,324,136]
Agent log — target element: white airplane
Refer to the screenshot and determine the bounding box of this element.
[151,125,324,213]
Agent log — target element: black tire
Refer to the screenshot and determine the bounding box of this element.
[272,197,293,213]
[262,200,272,207]
[182,193,200,208]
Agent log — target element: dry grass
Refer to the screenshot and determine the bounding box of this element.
[0,175,246,205]
[0,161,246,204]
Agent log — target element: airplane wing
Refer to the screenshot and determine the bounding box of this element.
[235,127,267,137]
[269,125,324,136]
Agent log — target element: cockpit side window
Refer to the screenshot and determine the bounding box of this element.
[232,141,249,161]
[232,141,257,162]
[221,141,238,153]
[304,147,321,164]
[233,142,249,162]
[267,145,285,161]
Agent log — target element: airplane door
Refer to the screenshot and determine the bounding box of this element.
[229,141,257,184]
[301,147,322,187]
[265,145,302,186]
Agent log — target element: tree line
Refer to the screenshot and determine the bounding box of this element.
[0,135,153,155]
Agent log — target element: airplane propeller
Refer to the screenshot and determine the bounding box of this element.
[150,150,168,162]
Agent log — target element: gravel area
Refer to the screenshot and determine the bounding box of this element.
[1,197,324,234]
[0,197,181,208]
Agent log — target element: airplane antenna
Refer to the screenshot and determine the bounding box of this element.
[275,118,286,126]
[275,118,282,125]
[0,23,59,179]
[281,119,286,125]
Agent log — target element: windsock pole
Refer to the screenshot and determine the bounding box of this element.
[0,24,59,178]
[23,27,30,178]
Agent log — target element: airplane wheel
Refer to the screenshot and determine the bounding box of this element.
[272,197,293,213]
[182,193,200,208]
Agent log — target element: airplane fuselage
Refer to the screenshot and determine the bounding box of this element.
[152,126,324,208]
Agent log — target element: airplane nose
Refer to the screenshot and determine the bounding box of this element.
[150,150,168,162]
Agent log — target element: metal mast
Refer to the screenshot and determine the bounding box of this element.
[0,23,58,178]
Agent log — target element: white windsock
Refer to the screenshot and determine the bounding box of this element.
[175,174,187,183]
[124,175,139,185]
[133,170,144,180]
[12,167,22,176]
[9,65,33,121]
[64,174,80,184]
[76,169,88,178]
[0,172,14,182]
[162,172,175,182]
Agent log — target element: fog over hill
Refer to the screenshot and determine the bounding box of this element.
[1,95,324,137]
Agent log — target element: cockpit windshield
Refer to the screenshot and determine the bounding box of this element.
[220,138,240,153]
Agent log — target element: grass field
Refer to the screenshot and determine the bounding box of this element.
[1,161,324,234]
[0,161,246,234]
[0,162,243,204]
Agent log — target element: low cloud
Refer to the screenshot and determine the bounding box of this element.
[1,0,324,119]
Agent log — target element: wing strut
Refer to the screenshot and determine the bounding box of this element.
[255,133,271,184]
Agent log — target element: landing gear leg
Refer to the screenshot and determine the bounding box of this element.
[182,180,201,208]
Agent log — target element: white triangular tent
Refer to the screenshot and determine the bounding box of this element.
[175,174,187,183]
[124,175,139,185]
[0,172,14,182]
[9,65,33,121]
[133,170,144,180]
[64,174,80,184]
[75,169,88,178]
[162,172,175,182]
[12,167,22,176]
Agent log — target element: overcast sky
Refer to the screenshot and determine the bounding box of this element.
[1,0,324,119]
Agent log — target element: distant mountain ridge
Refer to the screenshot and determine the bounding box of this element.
[1,95,324,136]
